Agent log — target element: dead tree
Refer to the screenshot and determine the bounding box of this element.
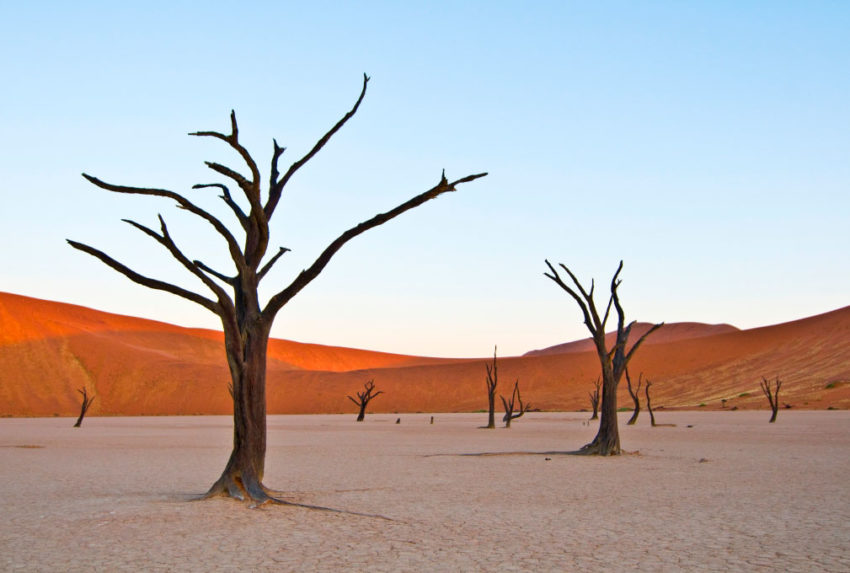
[625,368,642,425]
[544,260,663,455]
[73,387,96,428]
[645,379,656,427]
[588,378,601,420]
[759,376,782,423]
[347,380,383,422]
[484,346,498,429]
[500,380,531,428]
[67,74,487,505]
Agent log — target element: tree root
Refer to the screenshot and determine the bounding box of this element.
[196,472,394,519]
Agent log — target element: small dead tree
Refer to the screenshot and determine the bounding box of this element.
[759,376,782,423]
[348,380,383,422]
[625,368,643,425]
[588,378,601,420]
[645,378,656,427]
[484,346,498,429]
[73,387,96,428]
[500,380,531,428]
[544,260,663,455]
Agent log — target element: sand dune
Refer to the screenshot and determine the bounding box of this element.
[1,291,848,416]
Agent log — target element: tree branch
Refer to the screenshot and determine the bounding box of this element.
[624,321,665,364]
[265,73,370,219]
[263,170,487,320]
[192,183,249,229]
[82,174,246,268]
[543,260,597,336]
[194,260,236,285]
[66,239,220,314]
[257,246,291,282]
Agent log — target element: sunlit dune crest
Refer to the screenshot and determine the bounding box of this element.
[1,291,849,417]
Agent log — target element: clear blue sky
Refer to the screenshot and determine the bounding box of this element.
[2,1,848,357]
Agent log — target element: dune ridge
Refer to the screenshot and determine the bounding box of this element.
[1,291,848,417]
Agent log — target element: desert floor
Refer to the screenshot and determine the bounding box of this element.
[2,411,848,572]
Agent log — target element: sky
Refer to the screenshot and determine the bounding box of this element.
[1,1,848,357]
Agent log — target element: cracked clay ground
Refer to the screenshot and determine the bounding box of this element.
[2,411,848,571]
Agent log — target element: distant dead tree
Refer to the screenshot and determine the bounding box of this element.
[625,368,643,425]
[73,387,96,428]
[67,74,487,504]
[501,380,531,428]
[759,376,782,423]
[348,380,384,422]
[544,260,663,455]
[588,378,601,420]
[484,346,498,429]
[645,378,656,427]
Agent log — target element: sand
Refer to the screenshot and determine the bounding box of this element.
[2,411,849,571]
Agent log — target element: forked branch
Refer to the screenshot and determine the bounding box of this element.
[263,170,487,320]
[500,380,530,428]
[265,73,370,218]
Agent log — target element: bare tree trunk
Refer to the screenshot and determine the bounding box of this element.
[485,347,498,429]
[73,387,96,428]
[625,369,642,425]
[760,376,782,423]
[589,378,600,420]
[645,379,656,427]
[581,357,622,455]
[205,320,270,501]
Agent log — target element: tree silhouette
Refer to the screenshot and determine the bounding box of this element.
[484,346,498,429]
[625,368,642,425]
[73,387,96,428]
[588,377,601,420]
[544,260,662,455]
[500,380,530,428]
[347,380,383,422]
[759,376,782,423]
[68,75,487,504]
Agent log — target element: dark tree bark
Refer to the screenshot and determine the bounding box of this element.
[759,376,782,423]
[73,387,96,428]
[625,368,642,425]
[544,260,663,455]
[484,346,498,429]
[645,379,656,427]
[347,380,383,422]
[67,74,487,505]
[588,378,601,420]
[500,380,530,428]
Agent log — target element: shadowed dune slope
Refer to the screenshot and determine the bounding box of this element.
[1,291,849,416]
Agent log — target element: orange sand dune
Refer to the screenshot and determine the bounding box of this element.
[524,322,739,356]
[1,291,849,416]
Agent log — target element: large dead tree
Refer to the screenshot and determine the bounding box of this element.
[73,387,96,428]
[484,346,498,429]
[544,260,663,455]
[625,368,642,425]
[588,377,601,420]
[67,75,487,505]
[500,380,530,428]
[759,376,782,423]
[347,380,383,422]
